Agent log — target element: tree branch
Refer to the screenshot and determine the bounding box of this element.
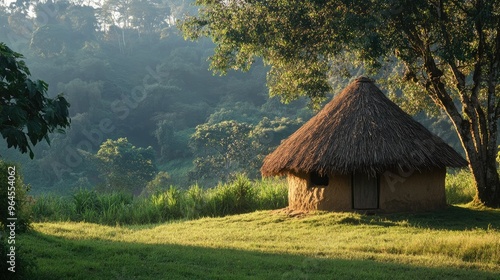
[487,23,500,161]
[493,24,500,119]
[468,0,489,161]
[436,0,466,92]
[470,9,484,102]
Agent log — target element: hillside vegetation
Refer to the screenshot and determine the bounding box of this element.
[24,205,500,279]
[0,0,462,196]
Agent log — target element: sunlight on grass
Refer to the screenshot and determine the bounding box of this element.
[25,171,500,280]
[446,170,476,204]
[32,207,500,275]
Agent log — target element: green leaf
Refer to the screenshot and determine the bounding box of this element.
[0,42,71,158]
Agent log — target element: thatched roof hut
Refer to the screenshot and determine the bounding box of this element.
[261,77,467,212]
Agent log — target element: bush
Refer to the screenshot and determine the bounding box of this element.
[99,192,134,225]
[446,170,475,204]
[141,171,171,197]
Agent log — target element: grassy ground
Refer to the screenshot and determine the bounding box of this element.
[21,205,500,279]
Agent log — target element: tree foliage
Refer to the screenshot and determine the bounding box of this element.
[190,117,303,184]
[180,0,376,104]
[95,138,157,194]
[181,0,500,207]
[0,43,70,158]
[190,120,255,182]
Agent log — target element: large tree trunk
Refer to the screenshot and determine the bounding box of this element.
[443,95,500,207]
[466,141,500,207]
[417,51,500,207]
[397,0,500,208]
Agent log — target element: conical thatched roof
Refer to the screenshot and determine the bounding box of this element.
[261,77,468,176]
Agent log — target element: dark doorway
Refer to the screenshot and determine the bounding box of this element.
[352,173,379,209]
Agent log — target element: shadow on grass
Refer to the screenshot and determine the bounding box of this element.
[338,205,500,231]
[24,230,500,280]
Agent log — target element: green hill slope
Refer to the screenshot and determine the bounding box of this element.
[23,206,500,279]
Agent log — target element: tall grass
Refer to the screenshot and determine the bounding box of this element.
[29,175,288,225]
[31,171,476,226]
[205,174,256,216]
[445,170,476,204]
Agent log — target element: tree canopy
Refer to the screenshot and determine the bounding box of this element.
[0,43,70,158]
[181,0,500,207]
[96,138,157,194]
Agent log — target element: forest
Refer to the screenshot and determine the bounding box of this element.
[0,0,461,197]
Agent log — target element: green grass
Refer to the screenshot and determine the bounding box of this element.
[18,171,499,278]
[446,170,476,204]
[22,205,500,279]
[29,176,288,225]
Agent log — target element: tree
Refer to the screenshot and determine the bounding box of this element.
[30,24,73,56]
[30,1,99,56]
[190,120,254,182]
[95,138,157,194]
[0,43,70,158]
[101,0,170,51]
[190,118,302,182]
[181,0,500,207]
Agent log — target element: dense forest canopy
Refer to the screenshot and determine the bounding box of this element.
[0,0,459,196]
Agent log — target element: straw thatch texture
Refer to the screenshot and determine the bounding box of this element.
[261,77,468,177]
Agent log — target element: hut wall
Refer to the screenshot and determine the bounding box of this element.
[379,168,446,212]
[287,168,446,212]
[287,172,351,211]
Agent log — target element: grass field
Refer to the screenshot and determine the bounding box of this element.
[20,204,500,279]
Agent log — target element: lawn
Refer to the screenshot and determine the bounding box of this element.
[22,205,500,279]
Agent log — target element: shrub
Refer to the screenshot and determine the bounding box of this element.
[230,174,257,213]
[128,199,161,224]
[446,170,475,204]
[98,192,134,225]
[99,192,133,211]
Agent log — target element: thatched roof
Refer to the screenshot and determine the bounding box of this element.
[261,77,468,176]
